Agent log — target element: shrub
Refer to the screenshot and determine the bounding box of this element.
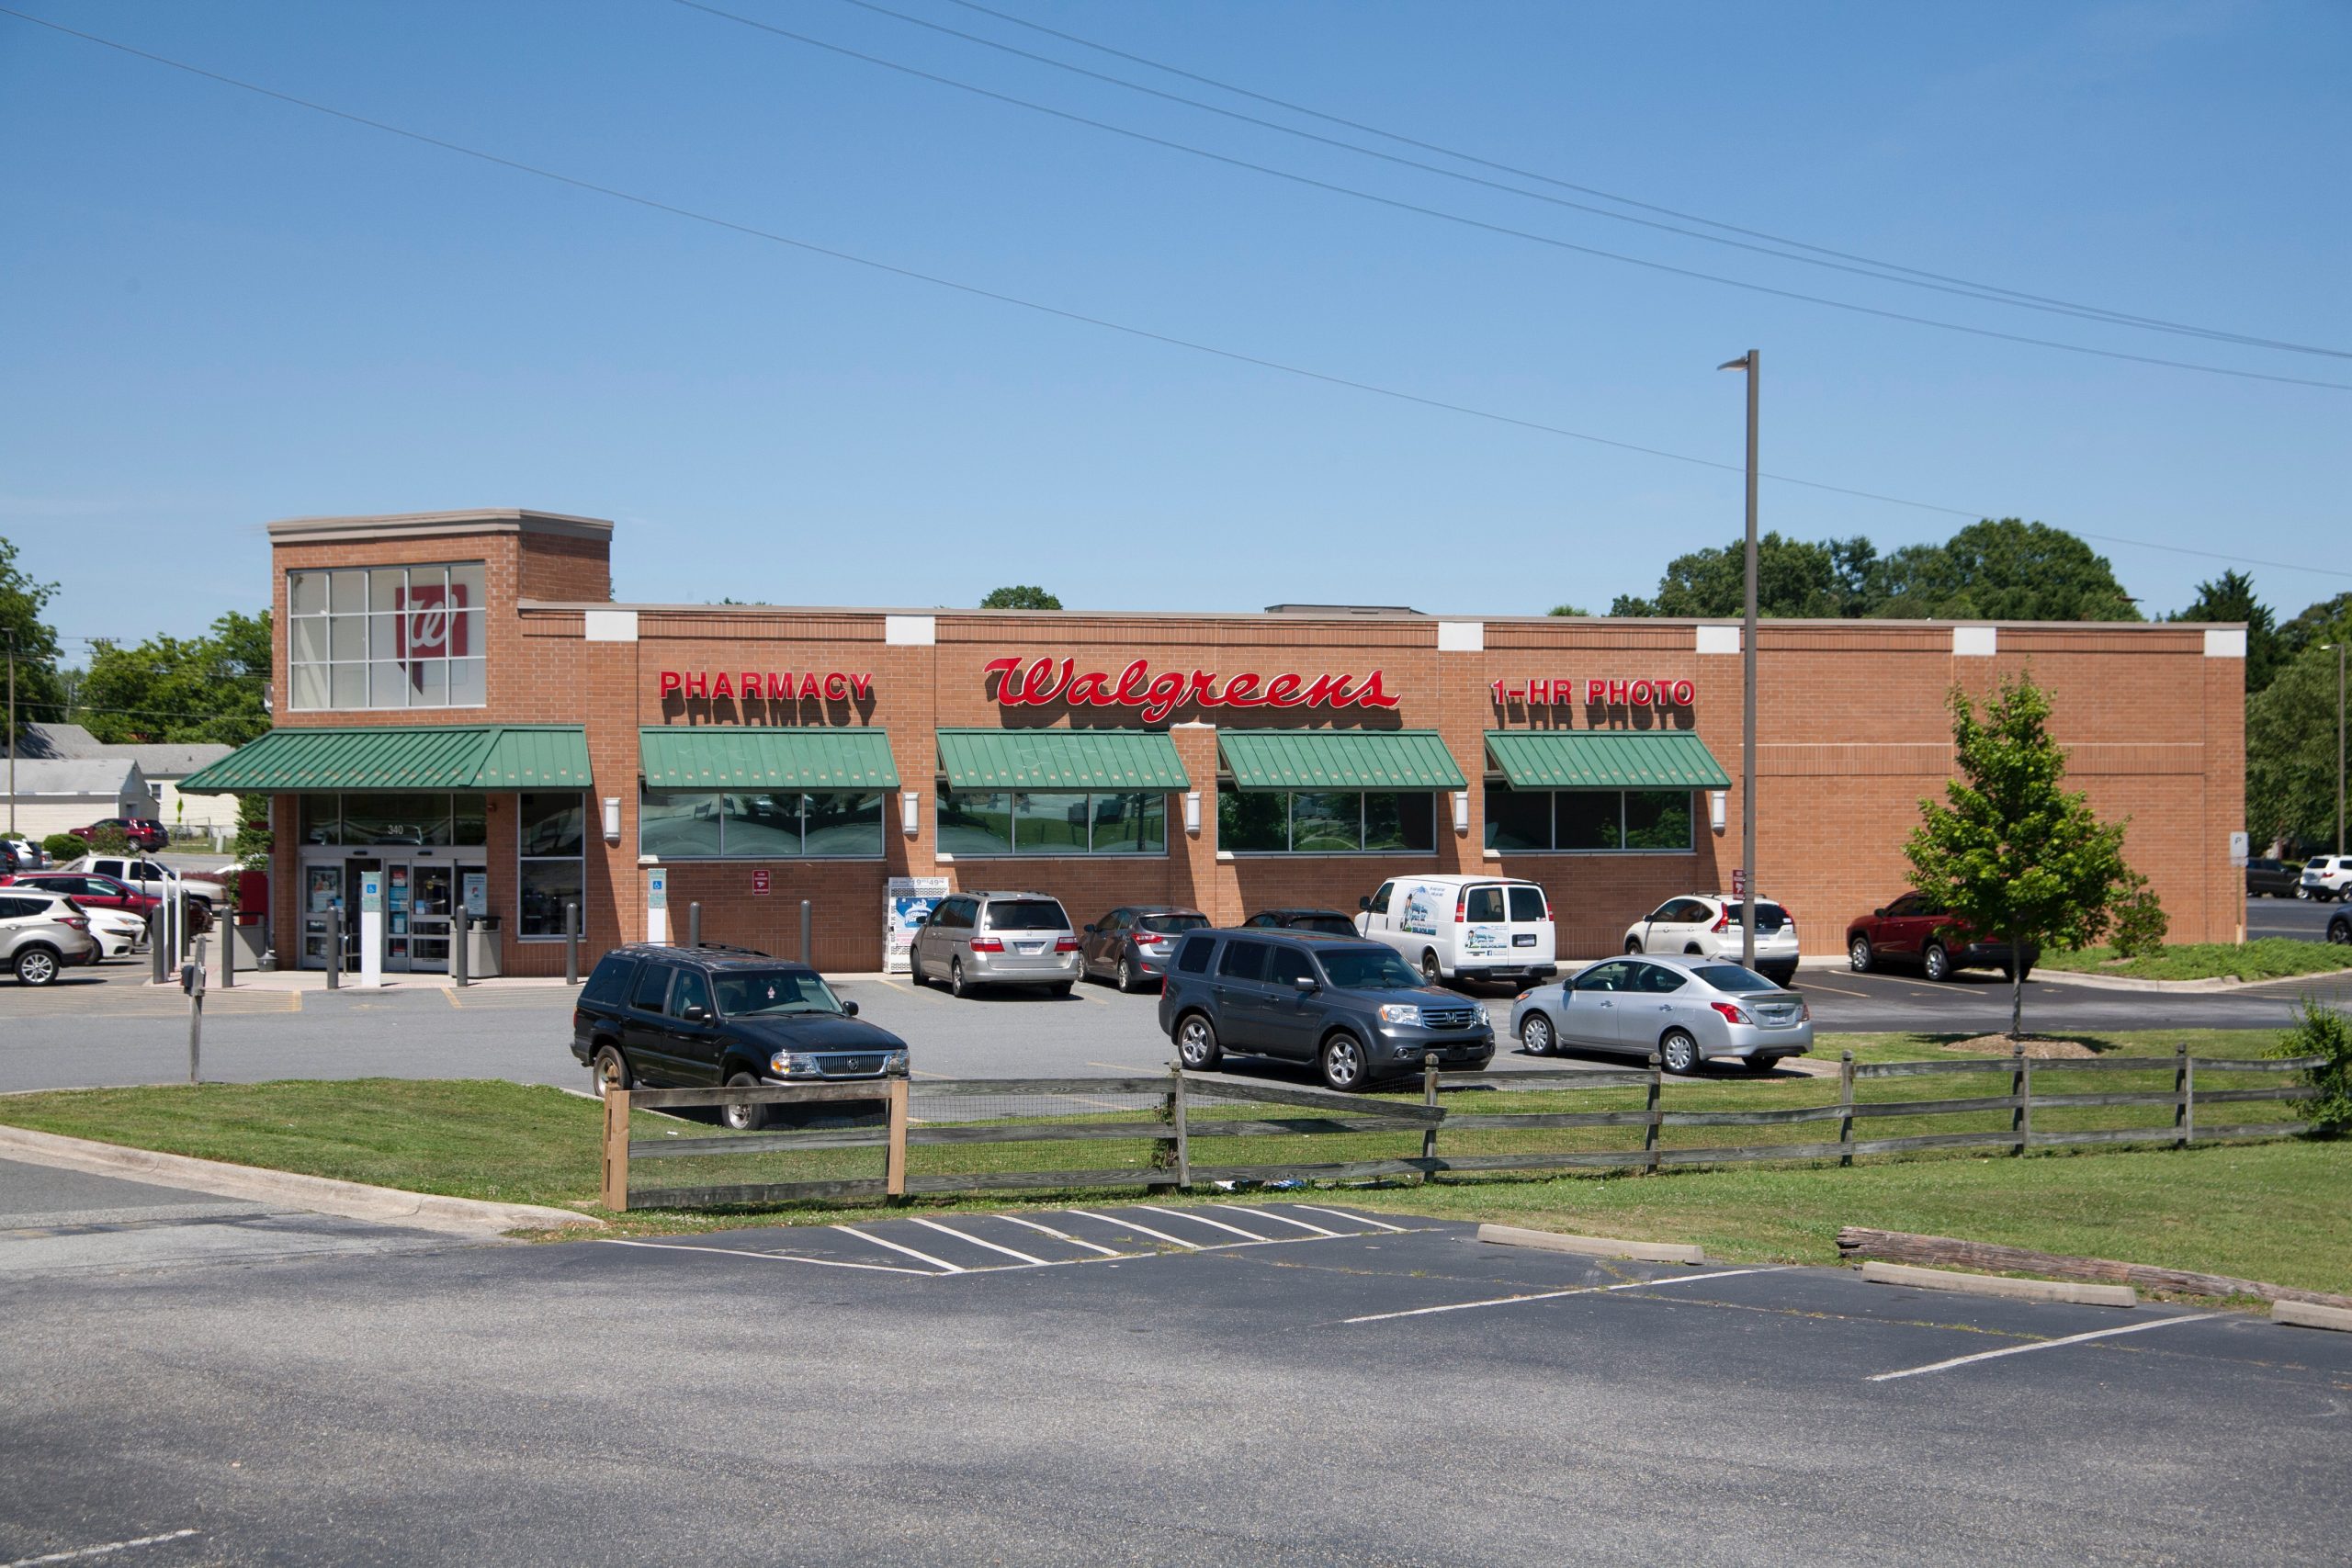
[2272,999,2352,1137]
[40,833,85,862]
[83,824,133,855]
[2109,873,2170,959]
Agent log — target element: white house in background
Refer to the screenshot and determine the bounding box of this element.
[0,759,157,840]
[13,723,238,831]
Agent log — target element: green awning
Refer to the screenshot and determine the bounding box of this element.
[178,726,591,793]
[936,728,1189,791]
[1485,729,1731,790]
[1217,729,1467,792]
[640,727,900,791]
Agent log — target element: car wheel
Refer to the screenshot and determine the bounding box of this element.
[1319,1032,1368,1092]
[14,946,58,987]
[1520,1012,1555,1056]
[1849,936,1873,974]
[949,958,972,998]
[1923,942,1952,983]
[1419,949,1442,985]
[592,1044,631,1095]
[2327,918,2350,946]
[1624,938,1644,954]
[1115,956,1136,993]
[1658,1028,1702,1076]
[2297,886,2312,900]
[720,1072,768,1133]
[1175,1011,1221,1070]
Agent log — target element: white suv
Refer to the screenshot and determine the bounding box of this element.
[2301,856,2352,902]
[1623,895,1800,986]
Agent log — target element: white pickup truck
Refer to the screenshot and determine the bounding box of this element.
[62,854,217,911]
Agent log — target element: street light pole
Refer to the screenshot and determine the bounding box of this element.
[2327,642,2346,857]
[6,629,15,839]
[1719,350,1759,966]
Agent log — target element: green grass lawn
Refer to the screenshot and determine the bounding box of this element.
[2038,939,2352,982]
[0,1031,2335,1294]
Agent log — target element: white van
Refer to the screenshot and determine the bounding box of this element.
[1356,874,1556,987]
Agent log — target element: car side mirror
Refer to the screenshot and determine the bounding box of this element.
[1357,896,1371,911]
[682,1003,711,1023]
[1083,924,1096,934]
[1872,908,1886,918]
[1293,976,1318,993]
[841,999,859,1017]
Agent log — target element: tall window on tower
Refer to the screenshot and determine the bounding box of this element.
[286,563,487,710]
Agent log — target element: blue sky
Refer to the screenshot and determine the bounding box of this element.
[2,0,2345,651]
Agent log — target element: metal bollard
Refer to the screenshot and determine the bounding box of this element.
[221,902,235,990]
[183,934,206,1086]
[564,901,581,984]
[799,899,811,966]
[688,901,701,949]
[326,904,342,991]
[453,905,469,987]
[151,911,168,985]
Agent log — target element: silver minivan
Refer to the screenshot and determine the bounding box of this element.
[911,891,1081,998]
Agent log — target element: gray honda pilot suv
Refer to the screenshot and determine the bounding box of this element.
[1159,929,1494,1092]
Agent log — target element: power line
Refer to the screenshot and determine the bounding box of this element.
[929,0,2351,362]
[671,0,2352,393]
[5,7,2346,585]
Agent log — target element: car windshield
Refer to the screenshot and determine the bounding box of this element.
[1317,946,1424,990]
[1136,913,1208,935]
[988,899,1069,931]
[1292,915,1359,936]
[1694,964,1781,993]
[712,970,845,1018]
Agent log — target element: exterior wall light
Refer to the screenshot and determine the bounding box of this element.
[1183,791,1202,836]
[602,796,621,843]
[1452,791,1471,836]
[901,791,921,837]
[1709,790,1728,835]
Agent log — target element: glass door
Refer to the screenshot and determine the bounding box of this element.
[385,861,414,968]
[410,864,453,972]
[303,863,344,969]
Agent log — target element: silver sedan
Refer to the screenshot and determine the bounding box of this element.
[1510,953,1812,1075]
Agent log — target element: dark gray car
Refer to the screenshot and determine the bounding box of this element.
[2246,858,2301,897]
[1158,929,1494,1092]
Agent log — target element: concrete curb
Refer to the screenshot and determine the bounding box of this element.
[2030,968,2265,995]
[0,1124,602,1237]
[1860,1259,2137,1308]
[1476,1224,1706,1265]
[2272,1300,2352,1333]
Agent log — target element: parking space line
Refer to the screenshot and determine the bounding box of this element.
[1867,1312,2230,1382]
[910,1216,1047,1266]
[995,1213,1126,1257]
[831,1224,967,1273]
[599,1238,934,1275]
[1343,1267,1783,1325]
[1085,1060,1161,1073]
[1132,1204,1277,1243]
[1797,980,1868,998]
[1066,1208,1202,1250]
[1239,1209,1343,1237]
[1295,1204,1407,1234]
[4,1527,202,1566]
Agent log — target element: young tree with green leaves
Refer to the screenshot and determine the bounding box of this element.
[74,610,270,746]
[1905,672,2133,1039]
[979,585,1062,610]
[0,536,68,728]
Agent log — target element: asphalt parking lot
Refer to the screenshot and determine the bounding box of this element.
[4,1194,2346,1565]
[2245,892,2348,940]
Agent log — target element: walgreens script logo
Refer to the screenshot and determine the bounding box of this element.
[395,583,469,672]
[984,656,1398,725]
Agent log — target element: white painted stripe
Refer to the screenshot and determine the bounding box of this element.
[6,1529,201,1567]
[1294,1204,1407,1233]
[1133,1204,1279,1242]
[994,1213,1125,1257]
[910,1217,1046,1266]
[1344,1268,1781,1325]
[831,1224,967,1273]
[599,1238,934,1276]
[1066,1207,1202,1249]
[1237,1208,1343,1237]
[1868,1312,2230,1382]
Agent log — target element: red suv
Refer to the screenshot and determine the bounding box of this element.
[1846,892,2036,982]
[71,818,169,852]
[0,871,160,923]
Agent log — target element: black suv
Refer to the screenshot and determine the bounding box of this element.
[571,944,910,1130]
[1158,929,1494,1092]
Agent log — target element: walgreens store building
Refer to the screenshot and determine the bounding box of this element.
[184,510,2249,976]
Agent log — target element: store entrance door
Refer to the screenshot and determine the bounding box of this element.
[409,864,454,971]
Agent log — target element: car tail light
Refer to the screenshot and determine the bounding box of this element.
[1709,1001,1751,1025]
[968,937,1004,953]
[62,916,89,931]
[1454,890,1468,922]
[1711,908,1730,932]
[1799,999,1812,1021]
[1053,937,1081,953]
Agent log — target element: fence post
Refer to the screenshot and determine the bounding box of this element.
[2013,1046,2032,1155]
[1645,1053,1663,1174]
[2178,1043,2195,1147]
[688,900,701,949]
[1170,1064,1191,1190]
[601,1087,631,1212]
[564,901,581,985]
[885,1077,910,1199]
[1838,1050,1856,1168]
[1421,1052,1441,1167]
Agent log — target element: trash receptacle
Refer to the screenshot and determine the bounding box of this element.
[465,916,503,979]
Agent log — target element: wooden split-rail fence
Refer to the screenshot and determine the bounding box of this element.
[597,1047,2324,1213]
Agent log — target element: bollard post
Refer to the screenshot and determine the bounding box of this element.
[453,905,469,987]
[688,900,701,949]
[564,901,581,984]
[799,899,811,966]
[220,897,235,990]
[183,934,206,1085]
[325,903,342,991]
[151,908,168,985]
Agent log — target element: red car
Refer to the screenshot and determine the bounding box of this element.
[0,871,160,924]
[71,818,170,852]
[1846,891,2035,982]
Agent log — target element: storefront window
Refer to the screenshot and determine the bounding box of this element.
[1216,787,1436,853]
[518,792,585,940]
[639,788,882,859]
[285,562,486,711]
[937,789,1168,856]
[295,793,485,847]
[1484,785,1694,853]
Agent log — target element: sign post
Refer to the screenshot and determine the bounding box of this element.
[181,934,206,1085]
[646,866,670,945]
[357,872,384,989]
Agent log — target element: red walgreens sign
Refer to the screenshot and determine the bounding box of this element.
[985,656,1399,725]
